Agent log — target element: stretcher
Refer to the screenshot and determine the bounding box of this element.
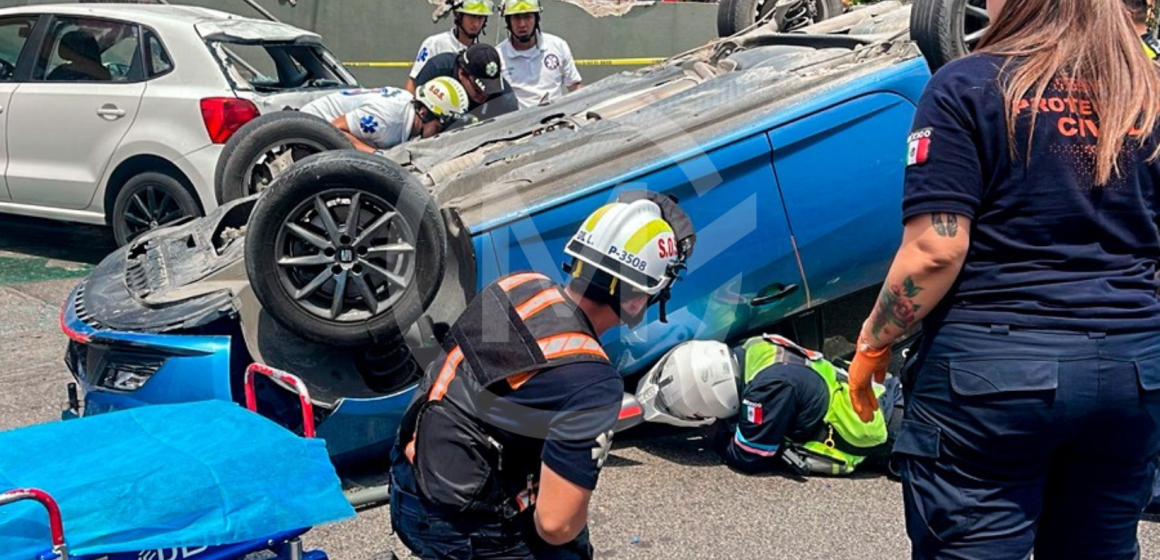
[0,365,355,560]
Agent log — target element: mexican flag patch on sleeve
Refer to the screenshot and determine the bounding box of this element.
[744,400,763,424]
[907,127,932,166]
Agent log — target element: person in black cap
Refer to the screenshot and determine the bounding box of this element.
[413,43,519,125]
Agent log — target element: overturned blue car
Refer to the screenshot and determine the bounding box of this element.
[60,1,964,465]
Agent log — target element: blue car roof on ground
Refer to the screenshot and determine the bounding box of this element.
[0,401,355,557]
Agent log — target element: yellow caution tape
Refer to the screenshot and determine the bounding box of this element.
[574,57,665,66]
[343,57,665,69]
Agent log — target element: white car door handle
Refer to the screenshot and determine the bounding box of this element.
[97,105,126,119]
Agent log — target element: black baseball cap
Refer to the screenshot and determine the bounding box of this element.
[458,43,504,95]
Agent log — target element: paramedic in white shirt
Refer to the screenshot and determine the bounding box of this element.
[497,0,582,109]
[405,0,495,93]
[300,78,470,153]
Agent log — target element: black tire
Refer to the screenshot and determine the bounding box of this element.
[244,150,446,347]
[813,0,844,22]
[111,170,202,246]
[911,0,991,73]
[214,111,353,205]
[716,0,844,38]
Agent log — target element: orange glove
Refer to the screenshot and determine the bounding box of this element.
[849,337,891,423]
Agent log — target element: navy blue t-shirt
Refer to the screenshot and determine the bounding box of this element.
[478,361,623,491]
[903,54,1160,332]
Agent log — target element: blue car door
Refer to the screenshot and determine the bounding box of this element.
[476,134,805,375]
[767,91,920,310]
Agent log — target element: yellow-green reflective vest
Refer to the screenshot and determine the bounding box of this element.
[1143,33,1160,60]
[742,335,889,475]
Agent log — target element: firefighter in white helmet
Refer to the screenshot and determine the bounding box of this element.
[300,77,469,153]
[635,340,741,429]
[405,0,495,93]
[390,191,694,560]
[497,0,582,108]
[637,335,904,477]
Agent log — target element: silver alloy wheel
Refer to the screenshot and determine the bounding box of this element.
[753,0,812,30]
[246,138,329,194]
[273,189,417,322]
[963,0,990,49]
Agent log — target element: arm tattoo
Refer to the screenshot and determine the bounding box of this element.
[931,213,959,237]
[869,276,924,338]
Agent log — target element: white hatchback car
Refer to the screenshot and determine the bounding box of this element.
[0,4,358,244]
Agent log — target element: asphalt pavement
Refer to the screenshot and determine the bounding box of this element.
[2,215,1160,559]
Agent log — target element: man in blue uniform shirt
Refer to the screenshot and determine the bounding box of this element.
[390,191,696,559]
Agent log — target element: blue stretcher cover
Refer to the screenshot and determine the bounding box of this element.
[0,401,356,558]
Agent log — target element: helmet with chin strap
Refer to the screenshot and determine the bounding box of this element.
[502,0,543,42]
[456,0,494,15]
[448,0,493,39]
[564,191,695,328]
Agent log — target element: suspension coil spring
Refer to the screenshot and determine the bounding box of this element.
[782,0,813,31]
[359,333,422,392]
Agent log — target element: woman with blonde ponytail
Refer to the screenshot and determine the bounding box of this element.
[843,0,1160,558]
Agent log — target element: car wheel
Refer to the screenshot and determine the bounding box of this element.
[214,111,353,204]
[244,150,447,347]
[911,0,991,73]
[716,0,844,37]
[111,170,202,246]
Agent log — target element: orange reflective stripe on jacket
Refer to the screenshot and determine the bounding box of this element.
[507,371,535,390]
[538,333,607,360]
[428,346,465,401]
[515,288,567,321]
[509,333,607,389]
[498,273,550,292]
[407,283,605,465]
[408,346,466,463]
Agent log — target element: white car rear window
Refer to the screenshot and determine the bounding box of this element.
[208,41,356,92]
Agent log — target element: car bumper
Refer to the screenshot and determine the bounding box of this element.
[314,387,416,465]
[61,283,416,464]
[61,283,234,412]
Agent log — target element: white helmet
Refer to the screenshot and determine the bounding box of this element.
[566,199,680,296]
[415,76,470,124]
[564,192,694,326]
[636,341,741,428]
